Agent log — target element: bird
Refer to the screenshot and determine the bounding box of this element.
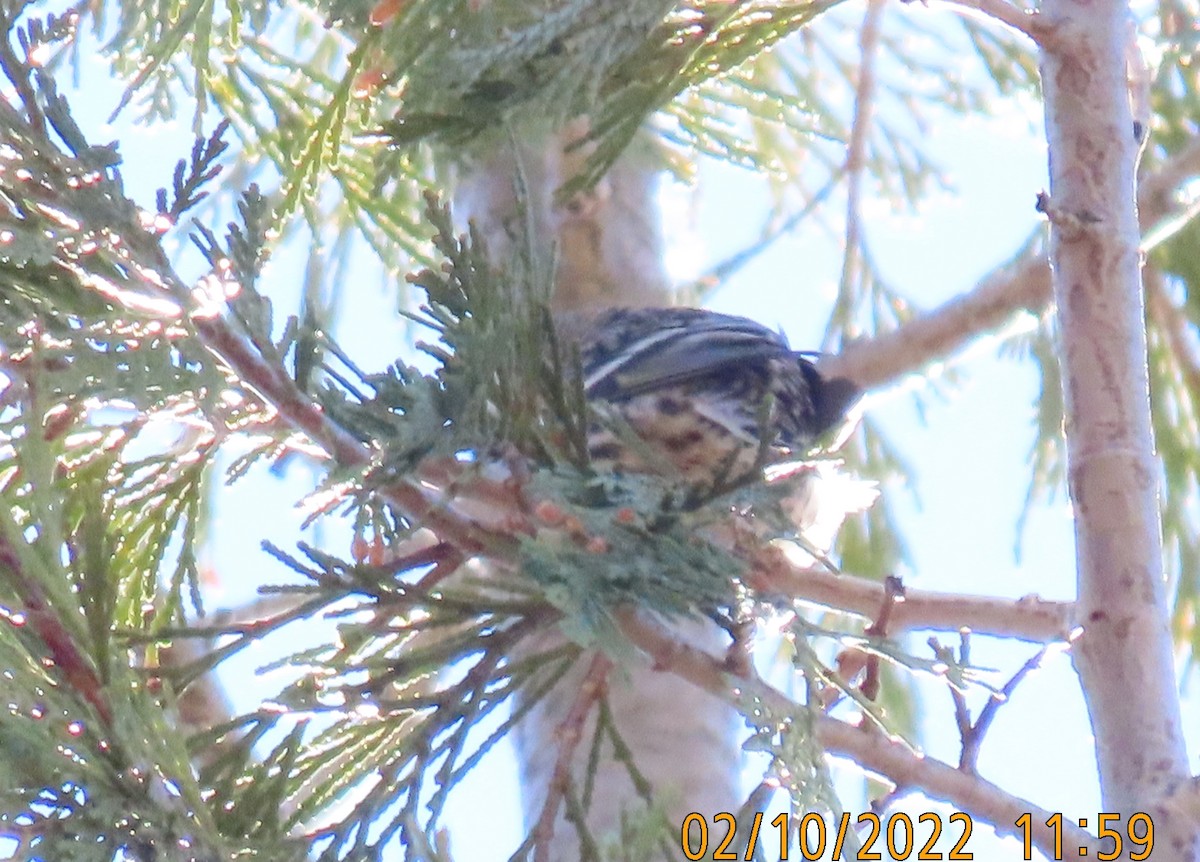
[552,307,861,483]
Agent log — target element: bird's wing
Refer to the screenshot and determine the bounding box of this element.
[582,312,790,399]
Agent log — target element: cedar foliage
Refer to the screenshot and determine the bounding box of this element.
[1,0,1199,859]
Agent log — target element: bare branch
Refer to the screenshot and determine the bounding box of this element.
[190,315,370,469]
[821,135,1200,392]
[749,544,1075,642]
[820,253,1051,389]
[818,716,1094,857]
[616,610,1100,861]
[960,644,1049,771]
[933,634,1051,774]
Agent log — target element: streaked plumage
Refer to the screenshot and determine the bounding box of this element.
[555,307,860,480]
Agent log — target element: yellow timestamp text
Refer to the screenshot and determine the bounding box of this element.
[1015,812,1154,860]
[680,811,976,860]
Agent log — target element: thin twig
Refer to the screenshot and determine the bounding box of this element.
[863,574,906,638]
[947,634,976,766]
[0,9,46,138]
[686,171,843,302]
[959,644,1050,772]
[859,575,906,699]
[1146,266,1200,396]
[828,0,886,349]
[192,315,523,560]
[190,316,370,468]
[531,652,613,862]
[616,610,1100,862]
[0,533,112,724]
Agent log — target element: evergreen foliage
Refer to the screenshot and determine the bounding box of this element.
[2,0,1200,858]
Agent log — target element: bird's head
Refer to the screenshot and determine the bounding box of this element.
[798,360,862,450]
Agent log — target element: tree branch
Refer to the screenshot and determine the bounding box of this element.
[0,7,47,138]
[0,533,112,725]
[749,544,1075,642]
[935,636,1050,773]
[1038,0,1191,824]
[829,0,886,349]
[531,653,612,862]
[169,310,1091,657]
[821,136,1200,392]
[617,610,1099,861]
[1150,779,1200,859]
[821,253,1050,389]
[191,316,526,560]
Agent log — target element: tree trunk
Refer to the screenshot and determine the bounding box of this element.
[1038,0,1194,854]
[452,127,742,858]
